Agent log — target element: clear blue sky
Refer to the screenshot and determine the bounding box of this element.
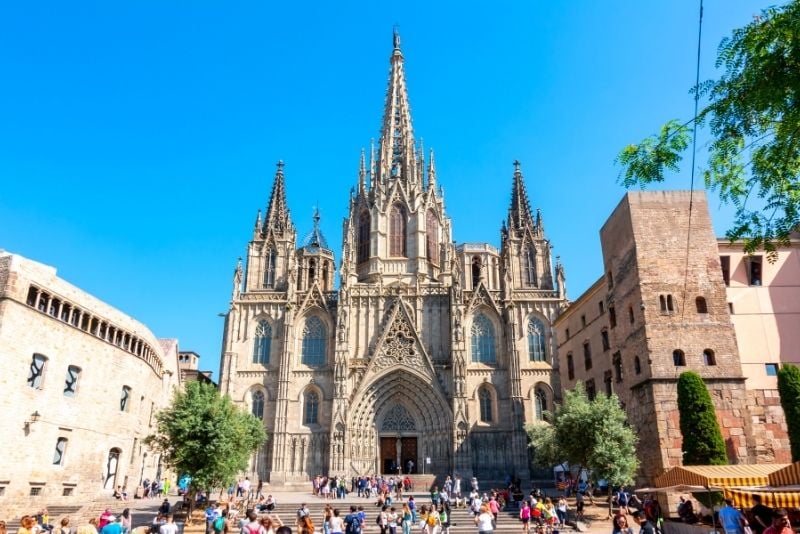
[0,1,774,378]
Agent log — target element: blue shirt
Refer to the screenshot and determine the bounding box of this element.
[102,524,123,534]
[719,506,743,532]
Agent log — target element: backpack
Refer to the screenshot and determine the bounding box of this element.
[345,514,360,534]
[213,517,225,533]
[376,515,383,526]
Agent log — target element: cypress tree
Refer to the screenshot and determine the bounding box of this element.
[677,371,728,465]
[777,364,800,462]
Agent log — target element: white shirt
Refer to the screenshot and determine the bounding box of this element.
[476,513,494,532]
[160,523,179,534]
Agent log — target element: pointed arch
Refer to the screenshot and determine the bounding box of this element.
[301,316,327,365]
[521,245,537,287]
[358,211,370,264]
[534,388,547,420]
[263,247,277,288]
[471,256,482,288]
[303,389,319,425]
[251,390,265,419]
[527,316,547,362]
[426,210,439,264]
[390,204,407,257]
[478,386,494,423]
[253,319,272,365]
[471,312,496,364]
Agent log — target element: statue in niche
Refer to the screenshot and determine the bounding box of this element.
[454,313,463,343]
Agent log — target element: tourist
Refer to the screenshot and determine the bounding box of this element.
[474,504,493,534]
[159,500,171,516]
[159,516,178,534]
[614,487,630,516]
[408,496,416,525]
[386,508,398,534]
[556,496,568,525]
[329,510,343,534]
[275,528,291,534]
[212,511,229,534]
[120,510,131,534]
[519,501,531,534]
[242,511,265,534]
[20,517,38,534]
[575,491,585,521]
[260,515,283,534]
[0,520,6,534]
[544,498,558,526]
[100,516,122,534]
[98,511,114,530]
[422,507,439,534]
[750,495,773,534]
[322,504,332,534]
[438,505,450,534]
[344,506,361,534]
[488,496,499,523]
[613,515,634,534]
[632,511,655,534]
[401,504,412,534]
[763,509,792,534]
[377,505,389,534]
[719,499,747,534]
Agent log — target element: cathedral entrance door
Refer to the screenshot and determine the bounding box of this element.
[400,437,417,474]
[380,437,397,474]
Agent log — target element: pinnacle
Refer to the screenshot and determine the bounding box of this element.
[508,160,535,232]
[264,160,292,236]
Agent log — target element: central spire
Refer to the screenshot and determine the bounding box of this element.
[508,160,536,232]
[378,28,416,184]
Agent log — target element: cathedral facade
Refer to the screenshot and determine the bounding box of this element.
[218,32,568,485]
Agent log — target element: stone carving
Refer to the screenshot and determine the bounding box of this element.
[370,313,426,372]
[380,404,417,431]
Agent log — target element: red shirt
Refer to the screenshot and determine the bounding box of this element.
[763,526,792,534]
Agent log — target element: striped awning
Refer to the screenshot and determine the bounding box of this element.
[725,487,800,509]
[769,462,800,486]
[655,464,788,489]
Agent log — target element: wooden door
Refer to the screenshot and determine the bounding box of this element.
[380,437,395,474]
[400,437,417,473]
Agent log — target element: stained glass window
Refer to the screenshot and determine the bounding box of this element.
[358,212,370,263]
[471,313,496,364]
[479,388,493,422]
[264,248,277,288]
[253,320,272,365]
[522,247,536,287]
[426,211,439,264]
[390,205,407,257]
[528,318,546,362]
[302,316,326,365]
[534,389,547,420]
[304,391,319,424]
[252,390,265,419]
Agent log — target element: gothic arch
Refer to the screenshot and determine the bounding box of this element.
[472,382,498,424]
[524,313,549,363]
[297,312,332,367]
[527,382,553,422]
[468,308,502,365]
[243,383,270,404]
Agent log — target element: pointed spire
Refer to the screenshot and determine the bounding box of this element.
[536,207,544,235]
[358,148,367,194]
[508,160,535,232]
[302,206,330,250]
[254,209,262,232]
[378,28,415,183]
[264,160,293,236]
[369,139,377,190]
[428,148,438,191]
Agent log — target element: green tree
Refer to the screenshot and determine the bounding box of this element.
[145,381,266,508]
[677,371,728,465]
[617,1,800,256]
[527,382,639,515]
[777,364,800,461]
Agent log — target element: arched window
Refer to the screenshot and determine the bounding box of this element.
[521,247,536,287]
[471,256,482,288]
[471,313,496,364]
[358,211,370,264]
[301,316,326,365]
[703,349,716,366]
[534,388,547,420]
[304,391,319,424]
[478,388,493,422]
[251,390,265,419]
[426,211,439,264]
[253,320,272,365]
[390,204,407,257]
[528,317,547,362]
[308,259,316,284]
[673,349,686,366]
[696,296,708,314]
[264,248,277,288]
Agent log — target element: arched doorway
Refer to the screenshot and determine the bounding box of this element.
[348,369,452,476]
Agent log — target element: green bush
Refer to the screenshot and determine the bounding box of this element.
[677,371,728,465]
[777,364,800,462]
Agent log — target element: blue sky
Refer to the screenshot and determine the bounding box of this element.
[0,1,774,378]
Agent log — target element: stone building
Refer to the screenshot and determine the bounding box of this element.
[218,32,568,486]
[0,251,182,518]
[554,191,791,485]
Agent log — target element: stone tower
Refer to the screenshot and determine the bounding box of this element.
[220,31,567,487]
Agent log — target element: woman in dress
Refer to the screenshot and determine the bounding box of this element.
[474,504,494,534]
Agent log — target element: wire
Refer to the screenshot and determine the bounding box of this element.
[678,0,704,335]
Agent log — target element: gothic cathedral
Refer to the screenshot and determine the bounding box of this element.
[219,32,568,486]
